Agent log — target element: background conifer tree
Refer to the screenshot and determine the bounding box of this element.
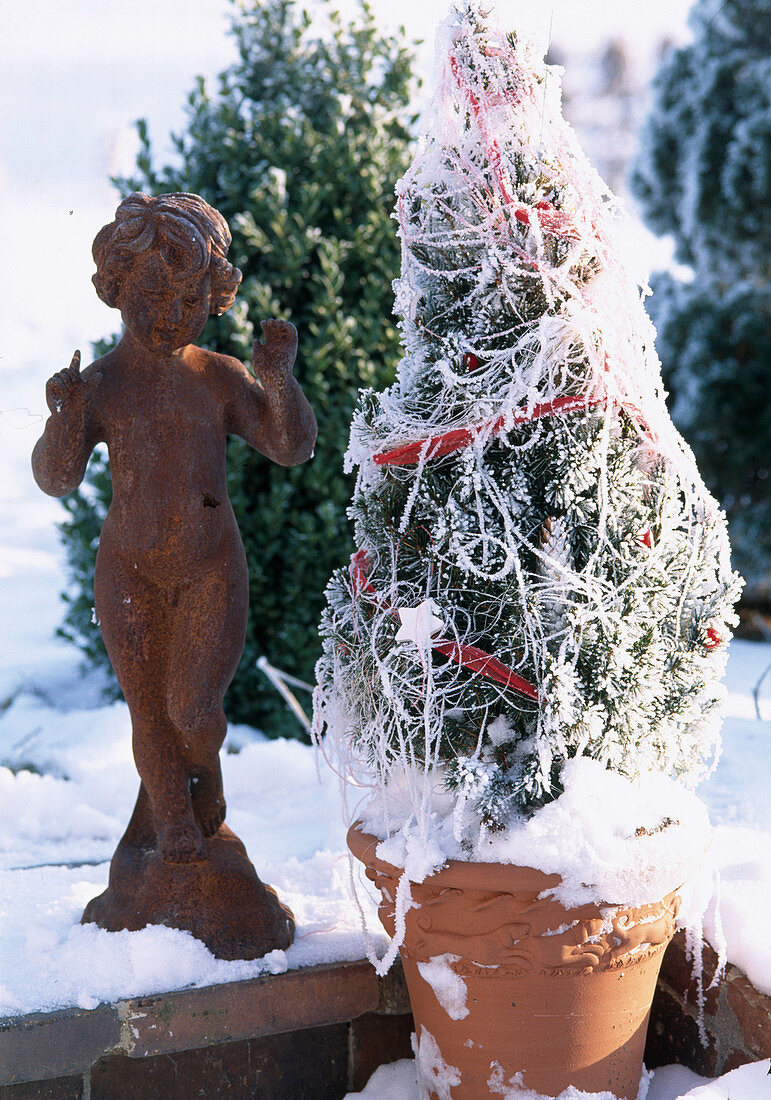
[630,0,771,594]
[314,3,740,832]
[57,0,417,738]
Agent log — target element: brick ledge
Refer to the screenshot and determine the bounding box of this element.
[0,959,411,1087]
[3,938,768,1092]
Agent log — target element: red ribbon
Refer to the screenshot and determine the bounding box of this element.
[374,393,607,467]
[512,201,581,240]
[350,549,379,601]
[450,52,514,206]
[448,52,579,242]
[431,640,540,700]
[348,550,539,703]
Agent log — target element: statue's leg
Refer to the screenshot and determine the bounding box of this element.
[94,543,206,863]
[166,540,248,838]
[121,781,154,848]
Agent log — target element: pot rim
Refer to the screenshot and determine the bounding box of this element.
[347,821,683,913]
[347,820,563,894]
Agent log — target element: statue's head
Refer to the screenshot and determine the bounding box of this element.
[92,192,243,317]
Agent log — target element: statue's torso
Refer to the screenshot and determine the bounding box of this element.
[90,346,244,585]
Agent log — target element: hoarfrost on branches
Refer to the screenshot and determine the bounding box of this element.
[314,0,740,934]
[631,0,771,587]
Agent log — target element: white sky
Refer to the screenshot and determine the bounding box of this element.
[0,0,694,393]
[1,0,694,196]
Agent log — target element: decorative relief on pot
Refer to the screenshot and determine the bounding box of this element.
[533,895,682,975]
[359,844,680,976]
[410,886,535,969]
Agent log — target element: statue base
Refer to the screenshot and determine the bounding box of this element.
[82,788,294,961]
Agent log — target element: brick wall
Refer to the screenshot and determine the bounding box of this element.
[646,932,771,1075]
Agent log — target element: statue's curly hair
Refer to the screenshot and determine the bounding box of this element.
[92,192,242,315]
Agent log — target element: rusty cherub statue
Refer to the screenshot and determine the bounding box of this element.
[32,192,317,959]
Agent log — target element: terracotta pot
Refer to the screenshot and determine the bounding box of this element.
[348,823,680,1100]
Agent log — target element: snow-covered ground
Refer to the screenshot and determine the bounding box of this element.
[345,1058,771,1099]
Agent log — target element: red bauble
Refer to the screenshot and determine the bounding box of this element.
[705,628,722,651]
[462,351,481,371]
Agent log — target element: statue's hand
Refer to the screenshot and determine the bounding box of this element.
[251,320,298,388]
[45,351,101,415]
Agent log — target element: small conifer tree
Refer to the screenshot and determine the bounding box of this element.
[57,0,417,738]
[314,3,740,835]
[631,0,771,590]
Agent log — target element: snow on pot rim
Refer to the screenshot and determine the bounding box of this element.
[357,757,713,911]
[348,820,561,897]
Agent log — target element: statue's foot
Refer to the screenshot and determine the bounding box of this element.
[84,822,296,958]
[191,774,227,837]
[157,821,207,863]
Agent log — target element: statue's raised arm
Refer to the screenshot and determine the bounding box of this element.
[32,350,103,497]
[225,318,316,466]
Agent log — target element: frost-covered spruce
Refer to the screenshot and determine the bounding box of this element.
[314,3,741,835]
[631,0,771,589]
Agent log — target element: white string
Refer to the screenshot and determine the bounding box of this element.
[313,2,740,855]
